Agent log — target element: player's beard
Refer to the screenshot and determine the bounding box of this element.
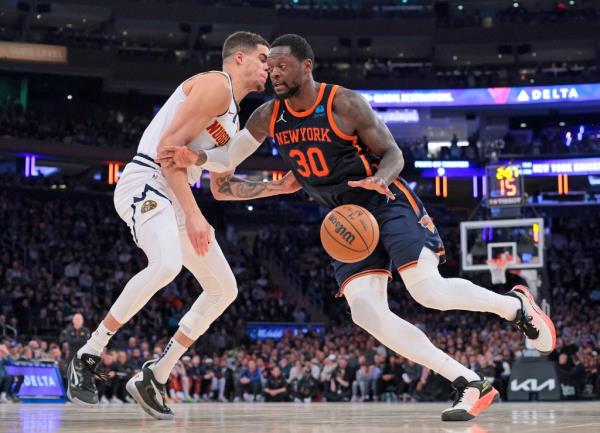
[274,83,301,100]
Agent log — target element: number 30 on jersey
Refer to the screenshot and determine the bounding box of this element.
[288,147,330,177]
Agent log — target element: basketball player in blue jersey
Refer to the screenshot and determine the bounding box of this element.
[66,32,270,420]
[158,34,556,421]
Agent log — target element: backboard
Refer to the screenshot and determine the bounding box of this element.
[460,218,544,272]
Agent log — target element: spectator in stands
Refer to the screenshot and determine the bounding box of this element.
[324,357,353,402]
[352,355,373,401]
[399,359,422,402]
[97,351,119,404]
[377,354,402,402]
[556,353,586,399]
[111,351,133,403]
[263,366,290,402]
[294,366,318,402]
[319,354,338,390]
[0,344,18,403]
[239,360,262,402]
[59,313,90,361]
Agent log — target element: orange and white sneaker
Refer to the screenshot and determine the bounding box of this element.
[506,284,556,355]
[441,376,499,421]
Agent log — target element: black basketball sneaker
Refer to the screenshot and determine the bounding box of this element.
[126,362,174,420]
[441,376,499,421]
[66,353,102,407]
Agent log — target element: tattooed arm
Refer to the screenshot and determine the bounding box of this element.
[210,170,301,201]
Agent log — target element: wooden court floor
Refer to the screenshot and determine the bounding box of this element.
[1,402,600,433]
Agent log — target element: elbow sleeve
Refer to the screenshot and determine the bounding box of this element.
[202,128,261,173]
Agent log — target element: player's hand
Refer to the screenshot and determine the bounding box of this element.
[156,146,200,168]
[348,176,395,200]
[185,210,212,256]
[282,174,303,194]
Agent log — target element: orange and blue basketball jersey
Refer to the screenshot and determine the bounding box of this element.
[270,83,445,292]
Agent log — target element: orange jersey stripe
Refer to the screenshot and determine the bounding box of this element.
[284,82,326,118]
[397,260,418,272]
[360,154,373,177]
[269,99,280,138]
[327,85,357,141]
[327,85,372,177]
[338,269,392,297]
[392,179,420,216]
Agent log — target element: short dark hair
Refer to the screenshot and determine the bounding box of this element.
[271,34,314,63]
[222,31,269,61]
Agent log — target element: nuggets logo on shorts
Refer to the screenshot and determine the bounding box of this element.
[419,215,436,234]
[141,200,158,214]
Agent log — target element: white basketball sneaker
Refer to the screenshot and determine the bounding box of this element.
[506,284,556,355]
[441,376,499,421]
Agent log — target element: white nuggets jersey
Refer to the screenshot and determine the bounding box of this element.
[114,71,239,239]
[137,71,240,185]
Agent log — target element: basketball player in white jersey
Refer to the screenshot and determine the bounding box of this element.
[157,34,556,422]
[66,31,270,419]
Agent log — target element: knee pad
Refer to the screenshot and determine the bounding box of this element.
[179,310,211,341]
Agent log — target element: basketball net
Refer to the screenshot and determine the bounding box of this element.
[487,253,514,285]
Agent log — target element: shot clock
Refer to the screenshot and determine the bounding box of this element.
[486,164,525,207]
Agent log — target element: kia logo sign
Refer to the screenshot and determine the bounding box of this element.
[507,360,560,401]
[510,378,556,392]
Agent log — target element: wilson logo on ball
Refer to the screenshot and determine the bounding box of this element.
[328,214,356,245]
[321,204,379,264]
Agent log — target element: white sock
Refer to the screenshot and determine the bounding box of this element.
[149,338,188,384]
[77,322,114,357]
[436,354,480,382]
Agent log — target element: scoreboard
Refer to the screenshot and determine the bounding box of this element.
[486,164,525,207]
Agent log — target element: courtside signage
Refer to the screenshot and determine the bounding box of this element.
[359,83,600,107]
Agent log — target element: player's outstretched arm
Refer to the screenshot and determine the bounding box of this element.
[334,87,404,200]
[210,170,302,201]
[157,100,275,172]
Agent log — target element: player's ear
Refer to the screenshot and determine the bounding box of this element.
[233,51,245,65]
[303,58,313,73]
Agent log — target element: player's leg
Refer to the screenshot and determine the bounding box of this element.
[126,231,237,419]
[400,247,556,354]
[68,203,182,407]
[375,184,556,354]
[151,230,237,382]
[344,274,498,421]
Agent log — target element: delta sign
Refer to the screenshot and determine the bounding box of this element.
[359,83,600,108]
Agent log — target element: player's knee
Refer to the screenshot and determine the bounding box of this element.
[406,277,449,311]
[152,254,182,284]
[219,281,238,308]
[348,295,387,334]
[203,270,238,307]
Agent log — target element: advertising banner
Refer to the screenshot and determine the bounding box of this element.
[359,83,600,108]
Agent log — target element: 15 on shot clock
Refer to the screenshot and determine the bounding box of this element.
[486,164,525,207]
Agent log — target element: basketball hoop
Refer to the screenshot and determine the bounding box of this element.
[487,253,513,285]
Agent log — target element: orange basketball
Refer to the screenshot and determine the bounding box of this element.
[320,204,380,263]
